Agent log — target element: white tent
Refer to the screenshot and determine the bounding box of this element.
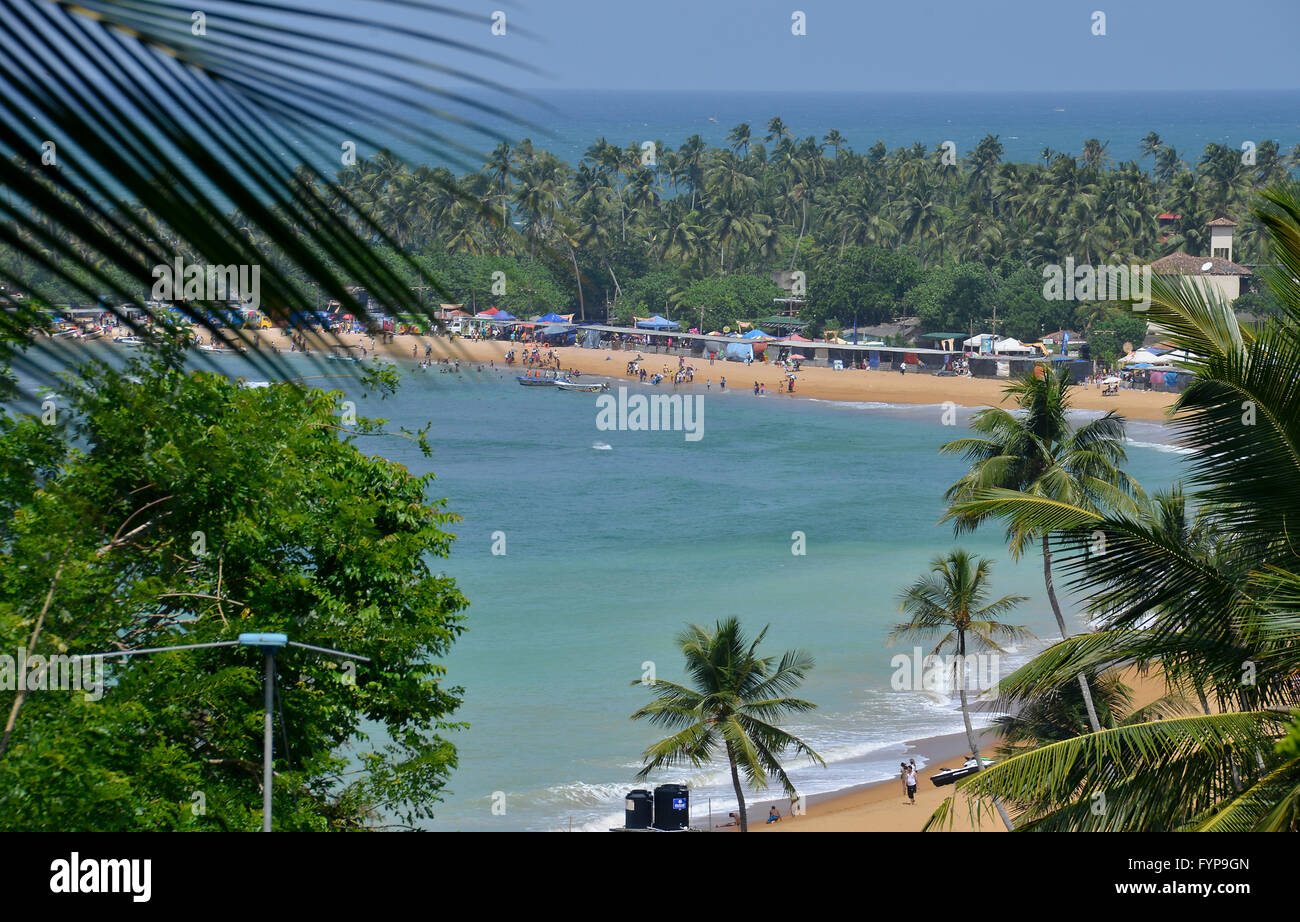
[964,333,992,347]
[994,337,1034,353]
[1119,348,1161,365]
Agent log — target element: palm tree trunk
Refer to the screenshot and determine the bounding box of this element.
[569,245,585,320]
[1042,535,1102,733]
[789,198,807,271]
[957,630,1014,831]
[727,744,748,833]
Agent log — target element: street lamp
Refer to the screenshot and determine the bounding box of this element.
[84,631,371,832]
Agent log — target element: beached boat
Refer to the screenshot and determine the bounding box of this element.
[554,380,607,393]
[116,336,149,347]
[325,352,363,364]
[930,757,994,787]
[516,375,558,387]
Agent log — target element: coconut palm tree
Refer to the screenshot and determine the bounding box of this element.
[630,617,824,833]
[0,0,525,392]
[929,184,1300,831]
[893,550,1030,830]
[940,367,1143,732]
[727,123,752,158]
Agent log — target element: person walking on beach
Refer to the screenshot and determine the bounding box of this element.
[720,377,726,391]
[905,764,918,805]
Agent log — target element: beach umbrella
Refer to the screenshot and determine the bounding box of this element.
[790,353,807,360]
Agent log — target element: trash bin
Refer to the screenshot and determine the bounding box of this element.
[625,789,653,830]
[652,784,689,830]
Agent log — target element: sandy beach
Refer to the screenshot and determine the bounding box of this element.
[737,665,1174,833]
[231,328,1179,422]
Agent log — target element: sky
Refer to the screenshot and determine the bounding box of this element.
[412,0,1300,92]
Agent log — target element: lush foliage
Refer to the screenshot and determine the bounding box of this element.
[928,184,1300,831]
[0,349,467,830]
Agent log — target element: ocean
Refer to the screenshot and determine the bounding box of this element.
[350,89,1300,174]
[288,358,1185,831]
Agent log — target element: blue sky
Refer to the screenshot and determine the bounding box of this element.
[417,0,1299,91]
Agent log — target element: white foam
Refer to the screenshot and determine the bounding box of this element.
[591,441,612,450]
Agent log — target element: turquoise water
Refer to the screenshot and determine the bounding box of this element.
[13,347,1189,829]
[296,359,1184,831]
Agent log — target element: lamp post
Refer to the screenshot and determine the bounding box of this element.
[85,632,371,832]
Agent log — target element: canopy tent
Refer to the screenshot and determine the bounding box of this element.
[475,308,500,318]
[536,312,571,323]
[635,315,679,330]
[1119,348,1161,365]
[742,329,775,340]
[780,333,812,342]
[994,337,1035,353]
[490,310,517,322]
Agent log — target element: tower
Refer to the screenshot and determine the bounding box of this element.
[1207,217,1237,262]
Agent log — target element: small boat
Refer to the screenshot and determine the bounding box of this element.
[516,375,558,387]
[116,336,149,347]
[325,352,363,364]
[554,380,607,393]
[930,757,994,787]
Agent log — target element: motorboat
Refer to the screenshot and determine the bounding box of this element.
[116,336,150,347]
[930,757,994,787]
[554,380,607,393]
[516,374,559,387]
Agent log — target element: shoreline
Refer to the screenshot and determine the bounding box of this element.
[202,328,1181,422]
[736,664,1170,832]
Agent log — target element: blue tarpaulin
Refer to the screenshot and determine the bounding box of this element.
[635,315,679,330]
[725,343,754,362]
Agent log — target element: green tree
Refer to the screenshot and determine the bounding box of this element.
[0,351,466,830]
[931,191,1300,828]
[805,246,921,331]
[906,262,995,332]
[678,274,783,332]
[630,618,824,833]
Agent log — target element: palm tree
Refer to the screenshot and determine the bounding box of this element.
[764,117,792,144]
[1080,138,1113,172]
[0,1,524,391]
[940,367,1142,733]
[1139,131,1163,161]
[929,184,1300,831]
[630,617,825,833]
[893,550,1030,830]
[727,123,752,158]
